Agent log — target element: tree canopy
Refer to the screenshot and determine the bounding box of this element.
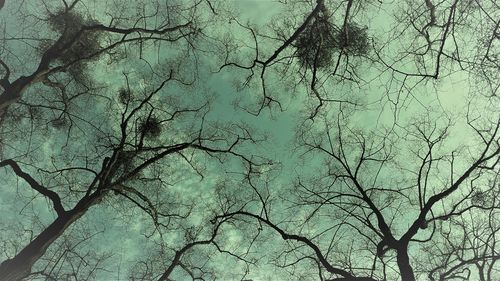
[0,0,498,280]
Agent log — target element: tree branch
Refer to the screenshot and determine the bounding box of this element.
[0,159,65,216]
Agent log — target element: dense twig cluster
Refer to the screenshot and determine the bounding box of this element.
[295,10,369,69]
[0,0,498,280]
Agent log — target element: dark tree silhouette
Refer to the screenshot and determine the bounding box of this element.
[215,104,499,281]
[221,0,498,117]
[0,0,498,280]
[0,0,267,280]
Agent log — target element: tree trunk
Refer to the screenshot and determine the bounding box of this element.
[0,193,101,281]
[397,248,416,281]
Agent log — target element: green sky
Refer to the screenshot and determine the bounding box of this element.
[0,0,498,280]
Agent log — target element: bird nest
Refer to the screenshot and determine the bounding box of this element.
[295,14,369,69]
[139,117,162,139]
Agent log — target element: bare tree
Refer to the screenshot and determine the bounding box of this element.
[0,1,267,280]
[1,0,498,280]
[422,170,500,281]
[0,0,215,121]
[0,66,265,280]
[219,0,498,117]
[215,102,499,280]
[207,1,499,278]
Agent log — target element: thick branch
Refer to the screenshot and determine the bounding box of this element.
[402,120,500,242]
[0,159,65,216]
[219,211,378,281]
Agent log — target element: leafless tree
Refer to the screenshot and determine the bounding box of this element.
[219,0,498,117]
[0,0,221,122]
[421,170,500,281]
[0,66,266,280]
[1,0,498,280]
[216,102,499,280]
[0,0,268,280]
